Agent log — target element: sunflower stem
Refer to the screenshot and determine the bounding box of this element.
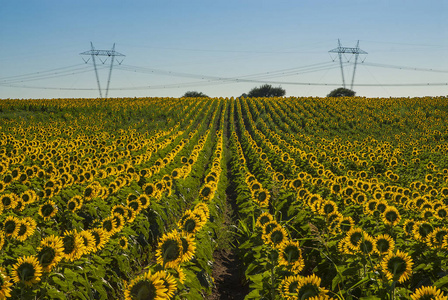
[390,281,396,300]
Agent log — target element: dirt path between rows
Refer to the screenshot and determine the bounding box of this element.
[208,248,248,300]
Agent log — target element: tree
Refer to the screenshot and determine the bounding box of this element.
[327,87,356,97]
[182,91,209,98]
[247,84,286,98]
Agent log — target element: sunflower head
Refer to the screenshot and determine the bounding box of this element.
[156,231,182,269]
[382,206,401,226]
[118,236,128,250]
[90,228,109,252]
[256,212,274,229]
[410,286,446,300]
[278,240,304,272]
[279,275,301,299]
[266,226,288,248]
[3,216,20,237]
[124,270,168,300]
[154,270,177,299]
[381,250,413,283]
[253,188,270,207]
[39,200,58,221]
[375,234,395,255]
[12,256,43,286]
[178,211,201,235]
[37,235,64,272]
[179,234,196,263]
[413,221,434,243]
[344,228,364,251]
[295,274,329,299]
[0,266,13,299]
[61,230,85,261]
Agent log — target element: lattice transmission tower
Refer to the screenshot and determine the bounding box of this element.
[329,39,367,90]
[80,42,125,98]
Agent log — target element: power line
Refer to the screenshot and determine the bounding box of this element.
[0,65,99,84]
[2,79,447,91]
[361,62,448,73]
[0,64,87,82]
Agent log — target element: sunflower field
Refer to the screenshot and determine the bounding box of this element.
[1,96,448,299]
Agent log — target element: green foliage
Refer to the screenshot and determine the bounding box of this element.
[247,84,286,98]
[327,87,356,97]
[182,91,209,98]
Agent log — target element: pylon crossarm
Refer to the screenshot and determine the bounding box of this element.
[80,42,125,99]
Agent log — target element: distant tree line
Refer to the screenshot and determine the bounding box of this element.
[182,85,356,98]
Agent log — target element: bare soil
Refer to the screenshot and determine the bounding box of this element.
[208,248,248,300]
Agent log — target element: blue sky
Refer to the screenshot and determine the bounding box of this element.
[1,0,447,99]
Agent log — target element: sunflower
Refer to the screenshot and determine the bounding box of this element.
[382,206,401,227]
[125,207,137,224]
[256,212,274,229]
[112,213,126,233]
[156,231,182,268]
[138,194,151,209]
[178,211,202,235]
[326,212,343,233]
[428,227,448,249]
[143,183,156,197]
[358,233,376,256]
[78,230,96,254]
[124,270,168,300]
[118,236,128,250]
[0,266,13,299]
[279,275,301,300]
[0,231,5,251]
[37,235,64,272]
[111,204,128,220]
[435,207,448,220]
[67,198,79,213]
[12,256,43,286]
[1,193,17,210]
[344,228,364,252]
[102,216,118,236]
[249,180,262,191]
[295,274,329,299]
[71,195,84,210]
[266,226,289,248]
[20,190,37,205]
[381,250,413,283]
[291,178,303,190]
[262,220,281,239]
[14,218,37,242]
[413,221,434,243]
[252,188,270,207]
[3,216,21,238]
[61,230,86,261]
[319,200,338,215]
[179,234,196,263]
[403,219,416,236]
[193,202,210,219]
[410,286,447,300]
[154,270,177,298]
[89,228,109,252]
[375,234,395,255]
[335,216,354,234]
[172,266,186,285]
[191,208,208,228]
[199,184,215,201]
[39,200,58,220]
[278,240,304,272]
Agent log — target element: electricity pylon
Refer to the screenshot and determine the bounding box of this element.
[329,39,367,89]
[80,42,125,98]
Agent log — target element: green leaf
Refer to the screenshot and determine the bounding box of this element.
[434,275,448,288]
[46,286,66,299]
